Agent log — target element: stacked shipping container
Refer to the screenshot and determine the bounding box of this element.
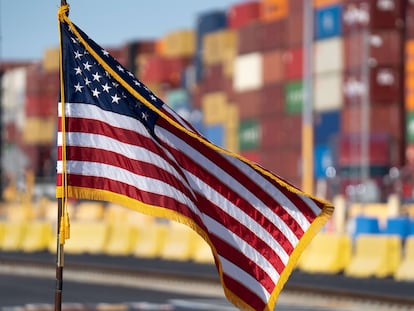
[0,0,412,200]
[340,0,405,199]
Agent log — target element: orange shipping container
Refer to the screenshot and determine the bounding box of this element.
[313,0,342,8]
[260,0,288,22]
[262,50,284,84]
[406,41,414,73]
[407,90,414,110]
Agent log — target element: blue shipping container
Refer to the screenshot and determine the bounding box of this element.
[189,109,204,133]
[314,144,334,178]
[314,4,343,40]
[204,124,224,148]
[314,110,340,145]
[196,10,227,50]
[166,89,190,111]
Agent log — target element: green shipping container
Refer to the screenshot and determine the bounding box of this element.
[407,111,414,143]
[284,81,304,114]
[239,119,260,151]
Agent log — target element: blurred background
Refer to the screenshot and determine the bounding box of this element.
[1,0,413,205]
[1,2,414,306]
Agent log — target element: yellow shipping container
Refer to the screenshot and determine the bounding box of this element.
[222,49,237,78]
[23,117,55,144]
[260,0,288,22]
[163,30,195,58]
[202,29,238,66]
[226,103,239,129]
[225,125,239,153]
[43,47,60,72]
[202,92,228,125]
[224,104,239,153]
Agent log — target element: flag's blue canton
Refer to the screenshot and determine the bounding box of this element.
[60,22,161,135]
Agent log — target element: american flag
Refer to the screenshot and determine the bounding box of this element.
[57,7,333,311]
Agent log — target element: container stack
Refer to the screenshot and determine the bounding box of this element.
[1,66,28,181]
[1,0,413,200]
[405,3,414,166]
[340,0,405,198]
[23,60,59,178]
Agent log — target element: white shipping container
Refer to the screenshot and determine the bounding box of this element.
[233,53,263,92]
[314,37,343,74]
[1,67,27,128]
[314,71,343,111]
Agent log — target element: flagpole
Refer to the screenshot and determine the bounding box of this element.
[55,3,68,311]
[55,199,64,311]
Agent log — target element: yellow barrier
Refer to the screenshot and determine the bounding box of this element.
[298,232,351,274]
[345,234,401,278]
[394,236,414,281]
[21,221,53,252]
[0,222,27,251]
[64,221,109,254]
[159,222,196,261]
[104,224,138,256]
[133,222,168,259]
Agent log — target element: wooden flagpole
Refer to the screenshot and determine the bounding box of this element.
[55,2,67,311]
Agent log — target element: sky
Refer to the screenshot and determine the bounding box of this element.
[0,0,242,61]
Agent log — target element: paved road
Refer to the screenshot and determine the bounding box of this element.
[1,252,414,311]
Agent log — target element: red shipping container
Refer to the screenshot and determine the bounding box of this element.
[370,0,405,29]
[337,133,394,166]
[142,56,191,87]
[105,46,128,68]
[260,114,302,148]
[370,66,401,102]
[22,144,54,177]
[289,0,304,15]
[260,146,301,179]
[406,5,414,39]
[286,12,304,47]
[240,150,261,164]
[370,30,402,65]
[343,68,402,104]
[233,89,263,119]
[343,31,402,69]
[260,84,284,115]
[132,40,157,56]
[228,1,261,29]
[260,115,287,148]
[190,85,202,109]
[238,21,263,54]
[343,34,364,69]
[199,64,224,93]
[25,95,57,117]
[198,65,234,99]
[342,0,405,32]
[26,65,59,97]
[262,50,284,84]
[259,19,287,51]
[282,47,303,80]
[343,71,367,105]
[341,102,402,138]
